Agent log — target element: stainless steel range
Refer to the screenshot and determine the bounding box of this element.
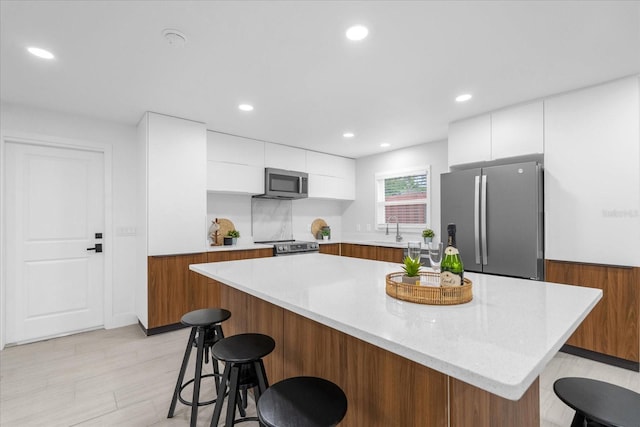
[257,240,320,256]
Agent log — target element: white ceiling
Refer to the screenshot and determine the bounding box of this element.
[1,1,639,158]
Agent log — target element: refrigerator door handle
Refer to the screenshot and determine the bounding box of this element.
[481,174,488,265]
[474,175,481,264]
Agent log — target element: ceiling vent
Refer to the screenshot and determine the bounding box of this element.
[162,29,187,47]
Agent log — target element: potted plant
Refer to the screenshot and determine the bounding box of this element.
[422,228,435,244]
[401,256,422,285]
[225,229,240,245]
[321,228,330,241]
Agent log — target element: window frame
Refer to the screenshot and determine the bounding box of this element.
[374,166,431,231]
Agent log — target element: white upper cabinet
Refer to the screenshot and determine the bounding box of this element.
[207,132,264,194]
[306,151,356,200]
[264,143,307,171]
[544,77,640,266]
[491,101,544,159]
[448,101,544,167]
[141,112,207,255]
[448,114,491,166]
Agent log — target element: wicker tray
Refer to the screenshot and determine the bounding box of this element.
[385,272,472,305]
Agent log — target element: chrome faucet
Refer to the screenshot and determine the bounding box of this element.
[386,216,403,242]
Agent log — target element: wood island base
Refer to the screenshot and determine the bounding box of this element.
[219,283,539,427]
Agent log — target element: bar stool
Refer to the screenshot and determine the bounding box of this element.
[168,308,231,427]
[257,376,347,427]
[553,377,640,427]
[209,333,275,427]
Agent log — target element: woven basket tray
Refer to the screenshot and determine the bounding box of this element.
[385,272,473,305]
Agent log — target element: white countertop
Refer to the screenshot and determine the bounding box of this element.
[190,254,601,400]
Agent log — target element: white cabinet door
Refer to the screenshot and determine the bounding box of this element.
[448,114,491,166]
[207,161,264,194]
[306,151,355,200]
[544,77,640,266]
[207,131,265,194]
[207,131,264,166]
[265,143,307,171]
[491,101,543,159]
[146,113,207,255]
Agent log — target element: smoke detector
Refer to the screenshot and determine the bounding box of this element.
[162,29,187,47]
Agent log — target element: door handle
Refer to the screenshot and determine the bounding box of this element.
[87,243,103,253]
[481,175,488,265]
[474,175,481,264]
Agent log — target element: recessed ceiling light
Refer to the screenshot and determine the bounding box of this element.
[343,132,355,138]
[27,47,54,59]
[346,25,369,41]
[380,143,390,148]
[455,93,472,102]
[238,104,254,112]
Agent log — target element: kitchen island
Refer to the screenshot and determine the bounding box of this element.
[190,253,601,426]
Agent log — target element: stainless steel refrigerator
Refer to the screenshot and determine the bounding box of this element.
[440,161,544,280]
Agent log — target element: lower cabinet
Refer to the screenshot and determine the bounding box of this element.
[376,246,404,263]
[147,248,273,332]
[319,243,341,255]
[341,243,403,263]
[341,243,377,260]
[147,253,208,330]
[545,260,639,366]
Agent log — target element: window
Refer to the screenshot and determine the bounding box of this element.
[375,167,430,230]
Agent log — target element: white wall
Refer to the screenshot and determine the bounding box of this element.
[0,102,139,343]
[342,140,448,243]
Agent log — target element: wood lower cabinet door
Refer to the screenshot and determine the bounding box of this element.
[319,243,340,255]
[341,243,377,260]
[147,249,273,331]
[545,260,639,363]
[147,252,208,330]
[376,246,403,263]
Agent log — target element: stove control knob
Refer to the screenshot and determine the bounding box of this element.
[278,246,284,251]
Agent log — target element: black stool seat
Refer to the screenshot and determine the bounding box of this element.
[257,376,348,427]
[212,332,275,363]
[210,333,275,427]
[168,308,231,427]
[181,308,231,327]
[554,377,640,427]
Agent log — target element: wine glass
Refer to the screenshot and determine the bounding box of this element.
[407,241,421,262]
[428,242,443,272]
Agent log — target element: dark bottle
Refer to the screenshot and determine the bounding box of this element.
[440,223,464,286]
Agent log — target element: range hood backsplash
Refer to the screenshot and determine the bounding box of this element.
[251,198,293,242]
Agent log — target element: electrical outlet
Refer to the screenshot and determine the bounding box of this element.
[366,224,371,231]
[356,223,361,232]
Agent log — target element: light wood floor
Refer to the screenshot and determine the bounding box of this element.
[1,325,638,426]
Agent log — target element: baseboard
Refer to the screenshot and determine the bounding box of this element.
[561,344,639,372]
[105,313,138,329]
[138,320,186,336]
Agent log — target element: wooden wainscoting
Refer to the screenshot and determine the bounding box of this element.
[545,260,639,364]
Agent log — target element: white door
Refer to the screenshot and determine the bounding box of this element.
[5,142,105,343]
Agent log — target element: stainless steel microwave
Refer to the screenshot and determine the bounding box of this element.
[255,167,308,199]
